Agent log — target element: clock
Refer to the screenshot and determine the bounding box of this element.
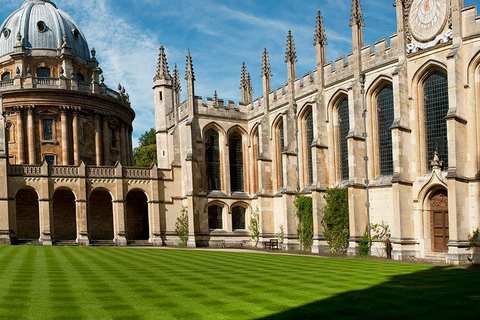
[408,0,448,42]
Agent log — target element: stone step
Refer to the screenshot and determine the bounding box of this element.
[90,240,115,247]
[424,252,447,262]
[128,240,153,247]
[54,241,78,246]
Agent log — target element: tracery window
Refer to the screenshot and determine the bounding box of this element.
[424,71,449,171]
[229,132,244,193]
[205,129,221,191]
[252,128,259,194]
[232,206,246,230]
[275,119,284,190]
[43,119,53,140]
[305,111,314,185]
[338,99,350,181]
[377,85,394,176]
[208,205,223,230]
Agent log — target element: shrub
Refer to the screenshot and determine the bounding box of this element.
[249,207,260,247]
[322,188,349,254]
[295,195,314,251]
[359,228,371,256]
[175,206,189,247]
[277,224,285,245]
[468,227,480,251]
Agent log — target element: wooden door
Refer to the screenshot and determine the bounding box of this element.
[430,190,449,253]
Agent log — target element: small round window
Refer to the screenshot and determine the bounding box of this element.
[72,28,79,40]
[37,21,46,33]
[2,28,10,39]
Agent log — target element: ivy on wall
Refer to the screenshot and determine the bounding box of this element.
[295,195,313,251]
[322,188,349,254]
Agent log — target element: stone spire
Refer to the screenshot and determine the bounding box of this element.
[173,64,181,91]
[314,10,327,47]
[285,30,297,63]
[350,0,365,27]
[155,46,171,81]
[261,48,272,78]
[185,49,195,81]
[240,61,248,90]
[240,62,253,104]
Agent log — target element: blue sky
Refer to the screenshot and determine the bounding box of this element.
[1,0,479,145]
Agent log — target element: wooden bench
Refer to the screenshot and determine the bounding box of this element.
[264,239,279,250]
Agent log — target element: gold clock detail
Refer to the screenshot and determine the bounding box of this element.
[408,0,448,42]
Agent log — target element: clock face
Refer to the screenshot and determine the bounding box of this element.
[408,0,448,42]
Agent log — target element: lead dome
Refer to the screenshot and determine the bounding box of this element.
[0,0,89,60]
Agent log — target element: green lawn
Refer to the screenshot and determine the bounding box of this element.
[0,247,479,319]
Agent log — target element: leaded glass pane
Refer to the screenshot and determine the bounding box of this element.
[278,121,284,189]
[306,111,314,185]
[229,132,244,192]
[208,205,223,230]
[338,99,349,181]
[205,129,221,191]
[232,206,246,230]
[377,85,394,176]
[37,67,50,78]
[424,71,449,171]
[43,119,53,140]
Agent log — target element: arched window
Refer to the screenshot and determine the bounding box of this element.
[376,85,394,176]
[229,132,244,193]
[305,111,314,185]
[232,206,246,230]
[424,71,449,170]
[76,73,85,83]
[36,67,51,78]
[338,99,350,181]
[1,72,10,81]
[275,119,284,190]
[208,205,223,230]
[205,129,221,191]
[252,128,259,194]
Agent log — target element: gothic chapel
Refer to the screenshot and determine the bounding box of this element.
[1,0,480,264]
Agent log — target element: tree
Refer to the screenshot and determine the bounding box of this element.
[295,195,313,251]
[175,206,189,247]
[133,128,157,167]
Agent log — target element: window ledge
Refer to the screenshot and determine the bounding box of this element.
[41,140,58,145]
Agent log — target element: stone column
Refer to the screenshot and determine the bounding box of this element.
[26,106,36,164]
[120,123,127,165]
[113,164,127,246]
[103,115,110,166]
[94,113,102,166]
[60,107,69,165]
[128,126,133,166]
[72,109,80,165]
[16,107,25,164]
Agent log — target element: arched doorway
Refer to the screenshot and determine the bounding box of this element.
[52,189,77,242]
[430,189,449,253]
[15,188,40,242]
[88,189,114,242]
[125,190,149,241]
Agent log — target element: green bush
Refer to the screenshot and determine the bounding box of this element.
[249,207,260,247]
[295,195,314,251]
[322,188,349,254]
[175,206,189,247]
[468,227,480,251]
[359,228,371,256]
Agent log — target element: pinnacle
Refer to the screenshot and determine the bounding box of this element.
[261,48,272,78]
[285,30,297,64]
[350,0,365,27]
[314,10,327,46]
[185,50,195,81]
[155,45,171,81]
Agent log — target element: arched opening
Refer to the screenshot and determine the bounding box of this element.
[232,206,246,231]
[88,189,114,241]
[337,99,350,181]
[52,189,77,242]
[36,67,51,78]
[229,132,244,192]
[76,73,85,83]
[125,190,149,241]
[275,118,284,190]
[15,188,39,242]
[205,128,221,191]
[252,127,259,194]
[208,205,223,230]
[1,72,11,81]
[376,85,394,176]
[300,107,314,187]
[429,189,449,253]
[424,71,449,171]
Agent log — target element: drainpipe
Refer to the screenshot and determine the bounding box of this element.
[360,74,371,254]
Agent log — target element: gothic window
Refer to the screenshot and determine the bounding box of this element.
[229,132,244,193]
[305,111,314,185]
[424,71,449,171]
[276,119,284,190]
[43,119,53,140]
[205,129,221,191]
[37,67,50,78]
[1,72,10,81]
[232,206,246,230]
[252,128,259,194]
[208,205,223,230]
[338,99,350,181]
[377,85,394,176]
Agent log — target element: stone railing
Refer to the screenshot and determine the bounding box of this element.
[35,77,60,87]
[105,88,121,100]
[8,164,43,176]
[0,79,14,89]
[123,167,151,179]
[86,166,116,178]
[50,166,79,177]
[78,81,91,92]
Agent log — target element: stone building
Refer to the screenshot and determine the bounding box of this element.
[0,0,479,264]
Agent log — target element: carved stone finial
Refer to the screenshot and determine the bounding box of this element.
[285,30,298,64]
[314,10,327,46]
[118,83,122,91]
[261,47,272,78]
[16,32,21,42]
[350,0,365,27]
[430,151,444,170]
[62,34,68,45]
[91,47,96,57]
[173,64,181,92]
[240,61,247,90]
[155,45,171,81]
[26,66,31,76]
[246,71,253,94]
[185,50,195,81]
[60,66,64,75]
[100,74,104,84]
[122,86,126,94]
[15,66,20,75]
[213,90,218,107]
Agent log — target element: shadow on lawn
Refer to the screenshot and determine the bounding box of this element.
[259,266,480,320]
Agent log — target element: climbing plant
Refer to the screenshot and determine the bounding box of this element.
[175,206,189,247]
[295,195,313,251]
[322,188,349,254]
[249,207,260,247]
